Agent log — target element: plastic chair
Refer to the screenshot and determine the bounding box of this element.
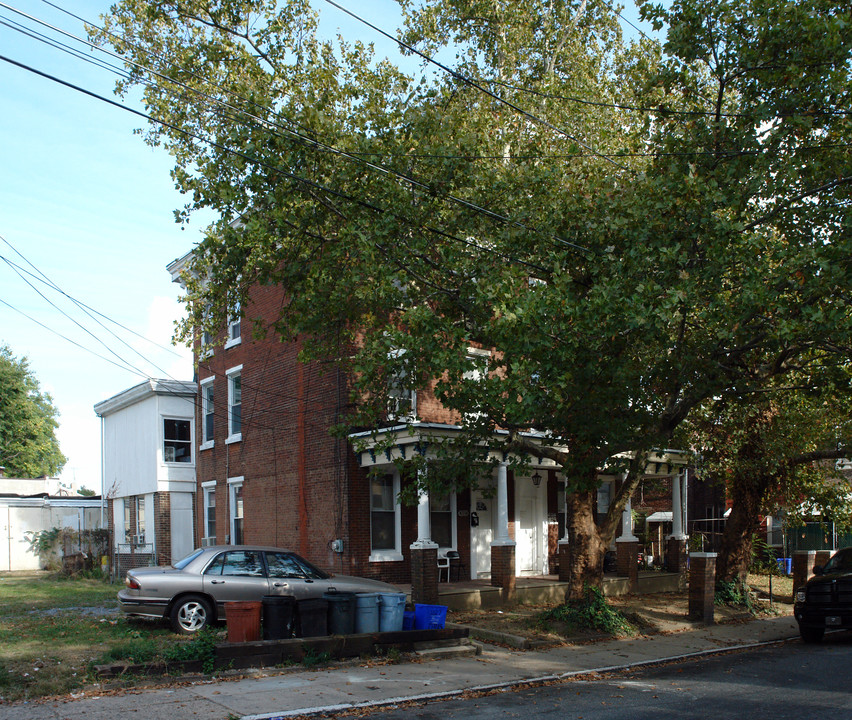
[437,554,450,582]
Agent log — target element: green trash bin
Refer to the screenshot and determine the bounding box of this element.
[324,591,356,635]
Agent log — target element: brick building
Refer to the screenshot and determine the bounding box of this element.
[167,251,692,597]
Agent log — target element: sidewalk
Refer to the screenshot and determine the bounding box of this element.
[3,614,799,720]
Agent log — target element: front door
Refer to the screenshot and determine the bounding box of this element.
[515,478,546,576]
[470,489,494,579]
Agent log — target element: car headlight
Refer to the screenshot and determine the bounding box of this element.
[796,590,806,603]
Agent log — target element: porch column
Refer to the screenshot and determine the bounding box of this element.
[616,479,639,590]
[558,478,570,582]
[491,462,516,601]
[666,470,688,574]
[410,471,439,605]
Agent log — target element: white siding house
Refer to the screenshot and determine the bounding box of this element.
[95,379,196,572]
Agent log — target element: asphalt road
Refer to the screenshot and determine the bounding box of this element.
[354,631,852,720]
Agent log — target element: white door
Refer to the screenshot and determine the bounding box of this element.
[516,479,546,576]
[470,490,494,579]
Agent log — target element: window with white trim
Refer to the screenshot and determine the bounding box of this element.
[135,496,146,544]
[202,482,216,545]
[226,365,242,442]
[229,477,244,545]
[200,378,214,448]
[163,418,192,463]
[430,492,457,549]
[225,298,241,348]
[199,302,213,356]
[387,350,415,420]
[370,471,402,561]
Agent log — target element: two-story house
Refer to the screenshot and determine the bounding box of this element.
[94,378,197,575]
[167,251,691,602]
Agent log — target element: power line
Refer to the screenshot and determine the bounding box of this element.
[320,0,628,170]
[6,1,597,257]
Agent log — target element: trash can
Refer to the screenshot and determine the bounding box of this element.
[225,601,262,642]
[378,593,407,632]
[262,595,295,640]
[324,591,356,635]
[403,610,416,631]
[354,592,380,633]
[296,597,328,637]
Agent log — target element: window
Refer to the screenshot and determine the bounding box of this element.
[229,477,244,545]
[596,481,611,517]
[200,302,213,356]
[164,418,192,463]
[202,482,216,545]
[430,493,456,549]
[387,351,415,420]
[200,379,214,448]
[225,299,241,348]
[135,496,146,544]
[204,550,263,577]
[370,472,402,560]
[123,499,131,541]
[226,365,242,442]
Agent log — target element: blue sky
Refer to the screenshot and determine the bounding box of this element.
[0,0,654,492]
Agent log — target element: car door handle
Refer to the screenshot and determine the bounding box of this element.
[272,582,289,588]
[210,580,225,584]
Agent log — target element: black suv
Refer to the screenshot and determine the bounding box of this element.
[794,547,852,643]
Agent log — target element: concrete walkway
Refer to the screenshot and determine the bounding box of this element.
[3,614,799,720]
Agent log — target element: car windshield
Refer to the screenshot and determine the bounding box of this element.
[823,548,852,574]
[173,548,205,570]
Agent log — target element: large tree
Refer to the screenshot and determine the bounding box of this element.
[0,345,66,478]
[684,370,852,584]
[95,0,852,596]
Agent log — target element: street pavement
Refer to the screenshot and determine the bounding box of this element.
[2,613,800,720]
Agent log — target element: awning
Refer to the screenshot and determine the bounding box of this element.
[645,511,673,523]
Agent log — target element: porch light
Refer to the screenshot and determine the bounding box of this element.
[531,471,542,487]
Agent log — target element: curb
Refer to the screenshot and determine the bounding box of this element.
[240,633,799,720]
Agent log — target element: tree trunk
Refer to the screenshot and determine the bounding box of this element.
[716,475,768,583]
[563,489,606,601]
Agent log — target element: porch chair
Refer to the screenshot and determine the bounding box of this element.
[446,550,465,582]
[437,553,451,582]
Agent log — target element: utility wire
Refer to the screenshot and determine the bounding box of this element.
[6,0,596,256]
[320,0,628,169]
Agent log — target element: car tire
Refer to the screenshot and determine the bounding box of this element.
[798,624,824,644]
[170,595,213,635]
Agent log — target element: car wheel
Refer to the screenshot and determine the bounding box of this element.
[170,595,213,635]
[798,624,824,644]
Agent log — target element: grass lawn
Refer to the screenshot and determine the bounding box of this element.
[0,572,209,702]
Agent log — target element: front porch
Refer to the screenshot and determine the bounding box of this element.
[399,571,685,611]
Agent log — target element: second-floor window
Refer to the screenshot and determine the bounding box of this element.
[387,350,415,420]
[163,418,192,463]
[201,380,214,446]
[227,366,242,441]
[226,299,241,348]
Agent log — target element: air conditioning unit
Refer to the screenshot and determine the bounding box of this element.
[201,536,216,547]
[130,534,145,545]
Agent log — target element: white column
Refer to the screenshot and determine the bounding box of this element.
[617,493,638,543]
[411,468,438,549]
[492,462,514,546]
[668,469,687,541]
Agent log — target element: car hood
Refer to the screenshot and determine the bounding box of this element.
[807,570,852,585]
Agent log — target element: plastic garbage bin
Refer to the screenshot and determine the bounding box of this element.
[354,592,380,633]
[324,591,356,635]
[225,601,262,642]
[296,597,328,637]
[262,595,295,640]
[378,593,407,632]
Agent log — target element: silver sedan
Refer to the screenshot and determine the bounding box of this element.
[118,545,401,634]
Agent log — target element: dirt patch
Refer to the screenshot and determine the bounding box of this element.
[449,579,793,648]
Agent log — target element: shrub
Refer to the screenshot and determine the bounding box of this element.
[538,585,636,636]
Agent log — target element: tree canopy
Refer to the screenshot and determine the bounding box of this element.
[95,0,852,592]
[0,345,66,478]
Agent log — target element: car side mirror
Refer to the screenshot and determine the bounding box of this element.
[812,565,824,576]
